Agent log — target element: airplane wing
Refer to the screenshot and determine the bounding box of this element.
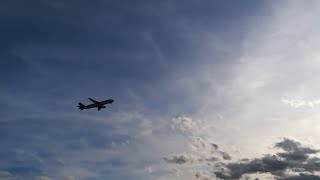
[88,98,102,106]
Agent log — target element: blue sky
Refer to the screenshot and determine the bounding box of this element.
[2,1,320,180]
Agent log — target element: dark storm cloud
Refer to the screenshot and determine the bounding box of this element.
[214,139,320,179]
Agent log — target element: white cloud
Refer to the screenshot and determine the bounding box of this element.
[169,0,320,159]
[172,116,198,133]
[158,1,320,179]
[281,97,320,108]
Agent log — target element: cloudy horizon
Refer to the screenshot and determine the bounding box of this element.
[2,1,320,179]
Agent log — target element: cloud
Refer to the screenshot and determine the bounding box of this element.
[281,97,320,108]
[215,155,289,179]
[145,166,153,174]
[275,138,319,162]
[214,138,320,179]
[172,117,198,133]
[195,172,213,180]
[3,1,320,180]
[220,151,232,161]
[0,171,13,178]
[164,154,197,164]
[164,117,232,167]
[164,135,320,179]
[283,174,320,180]
[62,176,76,180]
[36,176,52,180]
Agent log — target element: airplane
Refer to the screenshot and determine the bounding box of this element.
[78,98,114,111]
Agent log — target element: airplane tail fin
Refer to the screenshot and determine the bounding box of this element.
[78,103,85,110]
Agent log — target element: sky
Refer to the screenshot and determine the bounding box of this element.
[2,0,320,180]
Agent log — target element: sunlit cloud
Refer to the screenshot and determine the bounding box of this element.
[281,97,320,108]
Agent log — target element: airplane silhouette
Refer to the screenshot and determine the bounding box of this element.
[78,98,114,111]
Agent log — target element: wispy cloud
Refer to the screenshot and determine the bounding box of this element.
[36,176,52,180]
[0,171,14,180]
[281,97,320,108]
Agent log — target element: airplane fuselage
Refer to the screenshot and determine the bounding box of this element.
[78,99,114,111]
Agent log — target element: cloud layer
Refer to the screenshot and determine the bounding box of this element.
[214,138,320,179]
[2,0,320,180]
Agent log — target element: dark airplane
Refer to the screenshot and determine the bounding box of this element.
[78,98,114,111]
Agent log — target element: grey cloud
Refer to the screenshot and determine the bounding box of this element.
[205,156,219,162]
[241,158,250,162]
[275,138,319,163]
[163,154,196,164]
[283,174,320,180]
[195,172,212,180]
[277,152,309,162]
[301,159,320,172]
[214,138,320,179]
[275,138,302,152]
[212,143,219,150]
[220,151,232,160]
[275,138,318,154]
[190,136,232,161]
[164,117,233,168]
[165,119,320,180]
[193,137,207,149]
[215,155,289,179]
